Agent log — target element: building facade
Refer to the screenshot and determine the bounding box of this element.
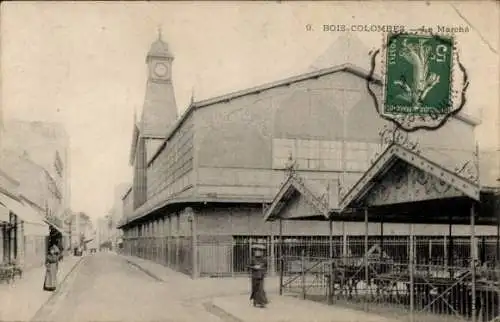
[106,183,129,249]
[0,158,50,270]
[1,120,71,224]
[67,212,94,249]
[119,33,498,277]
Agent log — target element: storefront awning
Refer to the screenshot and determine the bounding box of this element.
[45,220,69,236]
[0,204,9,223]
[0,192,46,226]
[24,221,50,236]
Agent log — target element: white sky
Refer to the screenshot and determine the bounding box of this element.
[1,1,499,219]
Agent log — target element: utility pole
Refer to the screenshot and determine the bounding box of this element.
[75,211,80,250]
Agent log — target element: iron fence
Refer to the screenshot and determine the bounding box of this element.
[122,236,192,274]
[121,235,499,321]
[277,237,500,322]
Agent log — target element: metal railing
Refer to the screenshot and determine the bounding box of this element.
[278,238,500,322]
[121,235,499,321]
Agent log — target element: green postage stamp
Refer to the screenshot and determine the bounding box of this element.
[385,34,453,114]
[371,31,467,131]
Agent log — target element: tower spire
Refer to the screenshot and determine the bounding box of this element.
[157,25,163,41]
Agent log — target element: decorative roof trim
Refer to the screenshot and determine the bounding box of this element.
[193,63,381,109]
[338,143,481,211]
[263,176,296,222]
[263,174,329,222]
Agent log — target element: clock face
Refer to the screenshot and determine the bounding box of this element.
[154,63,168,77]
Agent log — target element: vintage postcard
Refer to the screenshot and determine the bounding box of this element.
[0,1,499,322]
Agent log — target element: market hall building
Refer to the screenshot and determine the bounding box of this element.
[118,33,499,278]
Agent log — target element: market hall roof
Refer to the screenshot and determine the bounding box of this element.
[147,62,480,167]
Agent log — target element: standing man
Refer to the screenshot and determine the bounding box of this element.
[249,243,269,308]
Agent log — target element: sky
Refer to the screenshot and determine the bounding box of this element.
[1,1,499,219]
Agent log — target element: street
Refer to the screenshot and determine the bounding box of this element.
[33,253,224,322]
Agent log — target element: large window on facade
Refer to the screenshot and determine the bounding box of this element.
[272,138,380,172]
[344,141,380,172]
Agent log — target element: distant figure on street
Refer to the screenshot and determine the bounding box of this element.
[43,245,60,292]
[249,243,268,308]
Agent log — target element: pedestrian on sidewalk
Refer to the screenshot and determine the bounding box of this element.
[43,244,60,292]
[248,243,268,308]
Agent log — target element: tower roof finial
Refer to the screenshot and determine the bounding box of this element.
[147,25,173,61]
[157,25,163,41]
[190,87,195,105]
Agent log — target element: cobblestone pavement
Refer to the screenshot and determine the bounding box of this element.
[34,252,223,322]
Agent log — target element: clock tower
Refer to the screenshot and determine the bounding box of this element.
[146,29,174,83]
[131,29,179,209]
[140,28,178,138]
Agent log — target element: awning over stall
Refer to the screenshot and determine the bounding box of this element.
[264,143,497,226]
[338,143,481,211]
[44,219,69,236]
[0,192,47,226]
[0,204,9,223]
[24,220,50,236]
[264,173,338,221]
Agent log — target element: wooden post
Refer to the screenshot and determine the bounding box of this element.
[497,203,500,322]
[167,216,172,266]
[270,222,276,277]
[448,217,453,277]
[364,208,369,307]
[428,239,433,274]
[189,208,198,279]
[176,213,180,270]
[163,218,168,265]
[380,219,384,263]
[409,223,415,322]
[342,221,347,265]
[497,213,500,263]
[279,218,284,296]
[301,249,306,300]
[443,233,447,271]
[154,220,158,262]
[471,203,477,322]
[328,217,334,304]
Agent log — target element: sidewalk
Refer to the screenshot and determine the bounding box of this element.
[121,254,280,298]
[121,255,399,322]
[0,255,83,321]
[210,294,400,322]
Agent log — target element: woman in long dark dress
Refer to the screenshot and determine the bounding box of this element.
[249,244,268,308]
[43,245,60,292]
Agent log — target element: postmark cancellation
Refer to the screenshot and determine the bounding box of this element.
[369,30,469,132]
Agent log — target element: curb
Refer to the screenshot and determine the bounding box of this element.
[203,301,244,322]
[30,256,85,321]
[123,257,164,282]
